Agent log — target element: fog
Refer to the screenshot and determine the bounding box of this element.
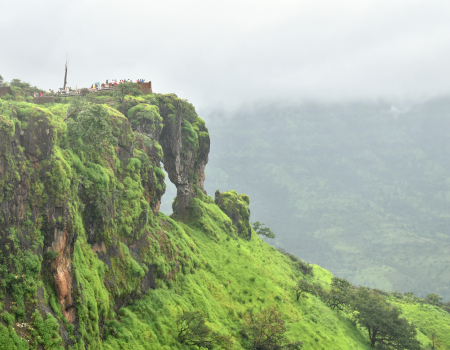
[2,0,450,110]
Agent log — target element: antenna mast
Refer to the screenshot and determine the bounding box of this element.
[63,56,68,90]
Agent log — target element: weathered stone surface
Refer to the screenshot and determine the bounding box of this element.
[158,96,210,217]
[215,190,252,239]
[125,94,210,217]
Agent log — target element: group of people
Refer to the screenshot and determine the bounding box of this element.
[89,79,146,91]
[60,87,80,95]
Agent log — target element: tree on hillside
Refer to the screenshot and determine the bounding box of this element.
[10,78,43,94]
[428,330,439,350]
[351,288,421,349]
[293,279,315,301]
[176,311,232,349]
[426,293,442,305]
[321,277,354,311]
[252,221,275,239]
[242,307,303,349]
[114,82,142,104]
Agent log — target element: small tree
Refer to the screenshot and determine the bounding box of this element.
[322,277,354,311]
[351,288,421,350]
[114,82,142,104]
[426,293,443,306]
[252,221,275,239]
[176,311,231,349]
[243,307,302,349]
[429,329,438,350]
[293,279,315,301]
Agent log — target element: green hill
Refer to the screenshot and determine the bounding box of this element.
[204,100,450,300]
[0,84,449,349]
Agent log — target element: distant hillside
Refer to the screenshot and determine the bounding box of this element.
[204,99,450,300]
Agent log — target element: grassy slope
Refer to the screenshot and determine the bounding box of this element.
[101,197,450,349]
[389,296,450,349]
[101,200,374,350]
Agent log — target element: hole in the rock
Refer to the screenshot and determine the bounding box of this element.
[159,165,176,215]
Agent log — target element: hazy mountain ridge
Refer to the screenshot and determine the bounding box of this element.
[205,99,450,300]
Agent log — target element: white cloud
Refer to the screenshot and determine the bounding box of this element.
[1,0,450,109]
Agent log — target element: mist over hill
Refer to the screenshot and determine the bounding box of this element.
[202,98,450,300]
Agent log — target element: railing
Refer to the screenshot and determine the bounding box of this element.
[58,87,118,97]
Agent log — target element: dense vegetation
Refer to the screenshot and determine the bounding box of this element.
[204,100,450,301]
[0,78,449,349]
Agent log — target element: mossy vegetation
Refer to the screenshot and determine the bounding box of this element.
[0,85,448,349]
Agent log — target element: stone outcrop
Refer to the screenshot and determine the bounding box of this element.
[215,190,252,239]
[0,93,211,347]
[126,94,210,217]
[158,95,210,217]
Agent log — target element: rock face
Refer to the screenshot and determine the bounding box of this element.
[157,95,210,217]
[0,93,210,348]
[126,94,210,217]
[215,190,252,239]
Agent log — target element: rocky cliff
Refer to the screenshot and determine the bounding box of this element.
[0,92,217,348]
[0,89,448,350]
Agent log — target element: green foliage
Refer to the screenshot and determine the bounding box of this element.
[9,78,44,99]
[127,103,163,138]
[0,322,29,350]
[215,190,252,239]
[67,103,117,158]
[351,288,421,349]
[242,307,303,349]
[31,310,64,349]
[426,293,443,305]
[0,248,41,320]
[176,310,226,349]
[2,311,14,328]
[182,119,199,148]
[390,294,450,349]
[0,93,12,100]
[293,279,315,301]
[252,221,275,239]
[320,277,353,311]
[114,82,142,104]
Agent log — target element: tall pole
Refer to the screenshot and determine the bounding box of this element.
[63,57,68,90]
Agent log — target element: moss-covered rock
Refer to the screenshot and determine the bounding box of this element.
[0,97,194,347]
[156,94,211,217]
[214,190,252,239]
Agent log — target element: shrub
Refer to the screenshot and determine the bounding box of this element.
[176,311,230,349]
[242,307,303,349]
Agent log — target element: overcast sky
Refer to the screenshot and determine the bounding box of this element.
[2,0,450,110]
